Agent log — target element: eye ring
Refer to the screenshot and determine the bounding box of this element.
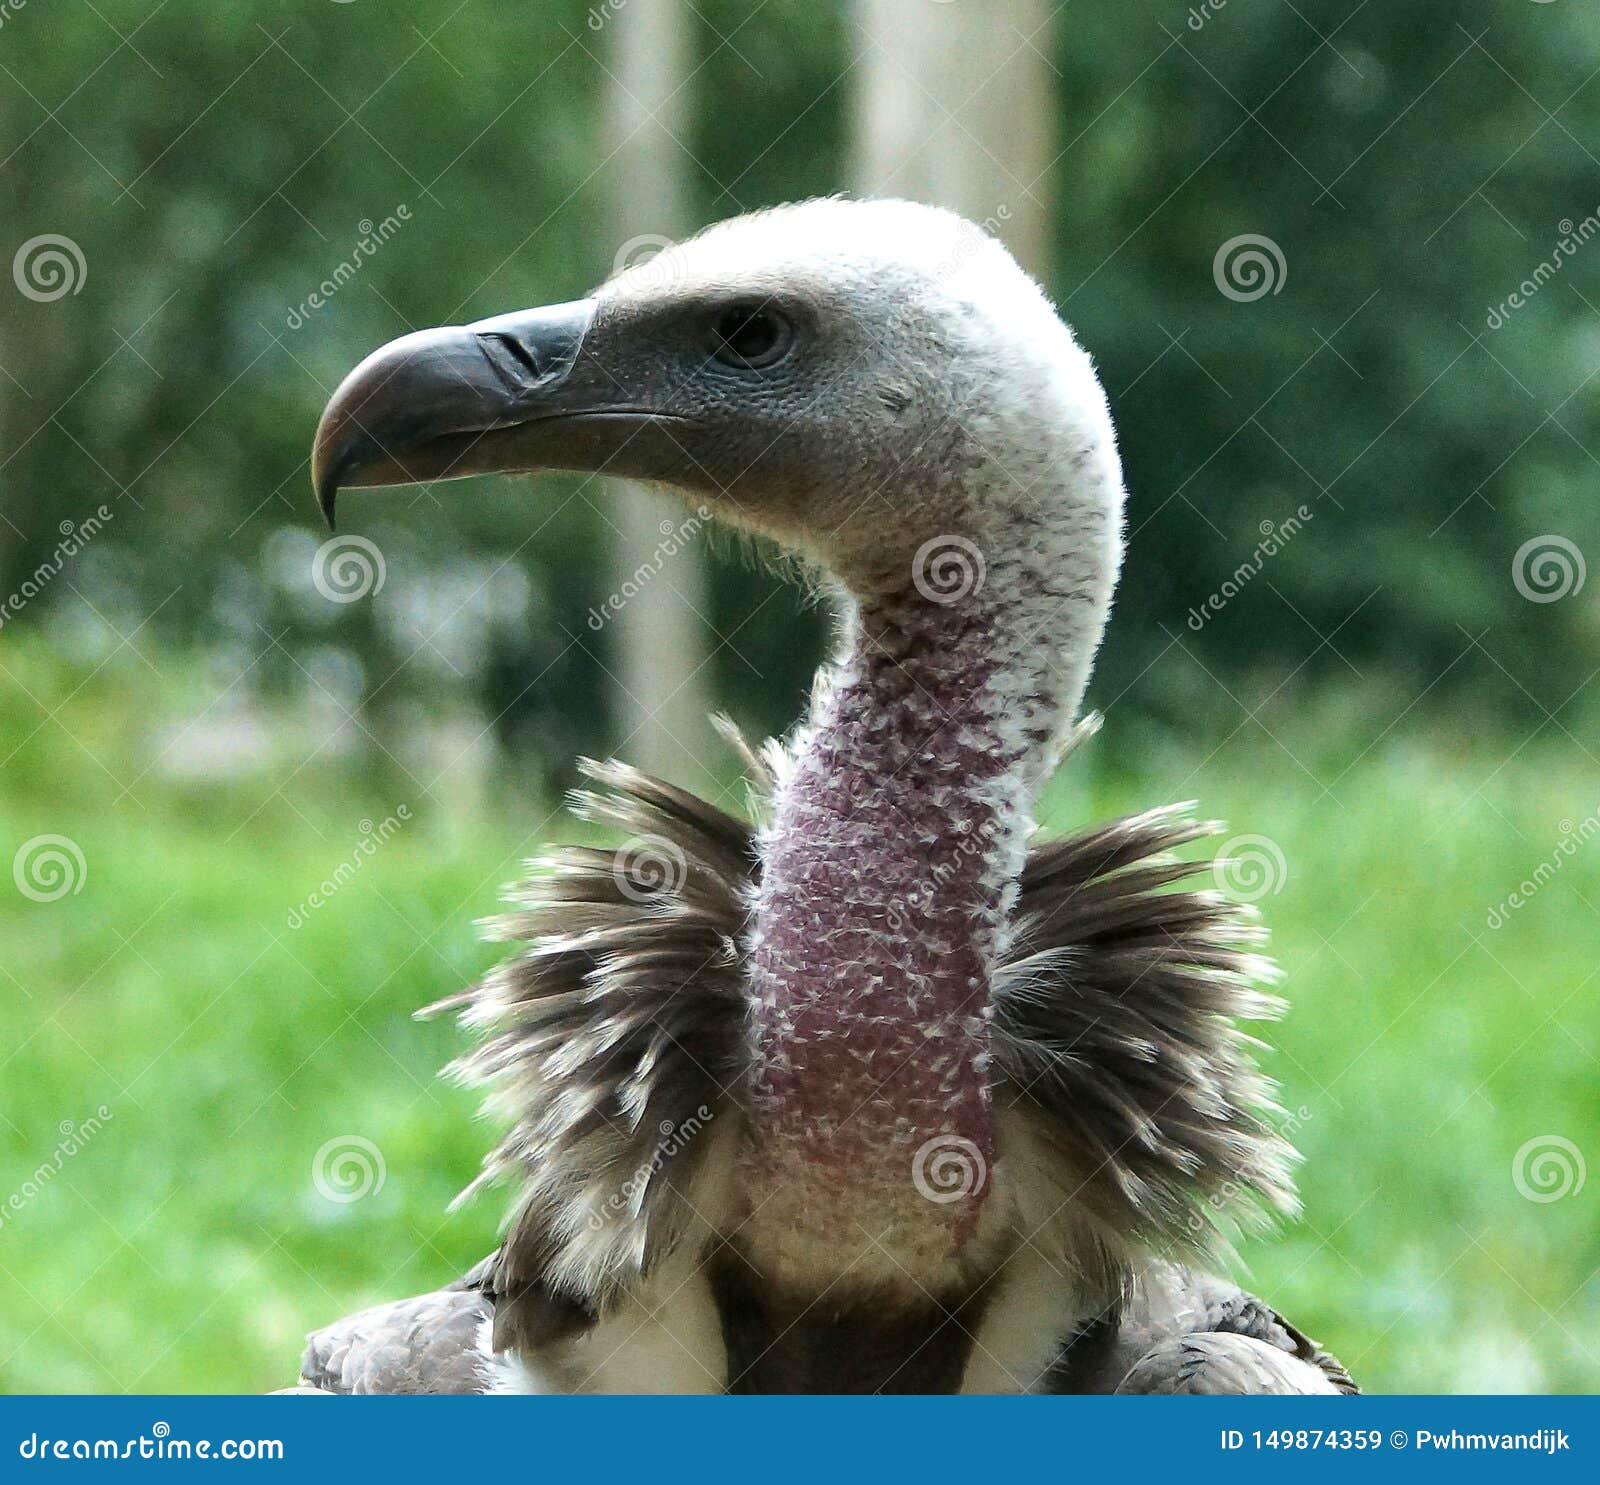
[708,301,796,369]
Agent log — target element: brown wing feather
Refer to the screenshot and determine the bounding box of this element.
[1049,1261,1357,1395]
[439,757,754,1346]
[993,802,1297,1259]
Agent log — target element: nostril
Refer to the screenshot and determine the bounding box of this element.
[480,331,546,384]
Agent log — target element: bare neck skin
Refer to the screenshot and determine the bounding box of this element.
[740,539,1109,1284]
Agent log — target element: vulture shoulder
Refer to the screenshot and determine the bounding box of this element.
[1052,1262,1356,1395]
[291,1263,496,1395]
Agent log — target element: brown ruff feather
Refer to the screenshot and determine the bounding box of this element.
[438,720,1297,1350]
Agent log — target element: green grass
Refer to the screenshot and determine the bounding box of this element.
[1,644,1596,1393]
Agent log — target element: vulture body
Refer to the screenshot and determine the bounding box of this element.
[296,198,1357,1395]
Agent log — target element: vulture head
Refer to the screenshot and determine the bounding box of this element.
[314,197,1123,612]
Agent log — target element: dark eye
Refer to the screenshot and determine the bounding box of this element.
[709,302,795,369]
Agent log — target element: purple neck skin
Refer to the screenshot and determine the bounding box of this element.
[744,585,1066,1259]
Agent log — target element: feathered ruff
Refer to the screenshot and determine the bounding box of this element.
[429,721,1296,1344]
[994,804,1294,1260]
[421,760,755,1347]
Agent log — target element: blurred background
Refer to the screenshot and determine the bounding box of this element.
[1,0,1597,1393]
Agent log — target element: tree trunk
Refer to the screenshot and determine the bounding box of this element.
[849,0,1055,278]
[601,0,715,784]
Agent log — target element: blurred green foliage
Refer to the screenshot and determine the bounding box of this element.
[4,0,1598,746]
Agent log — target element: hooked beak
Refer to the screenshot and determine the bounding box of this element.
[310,298,689,528]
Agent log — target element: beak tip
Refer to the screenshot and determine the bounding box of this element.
[311,408,346,530]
